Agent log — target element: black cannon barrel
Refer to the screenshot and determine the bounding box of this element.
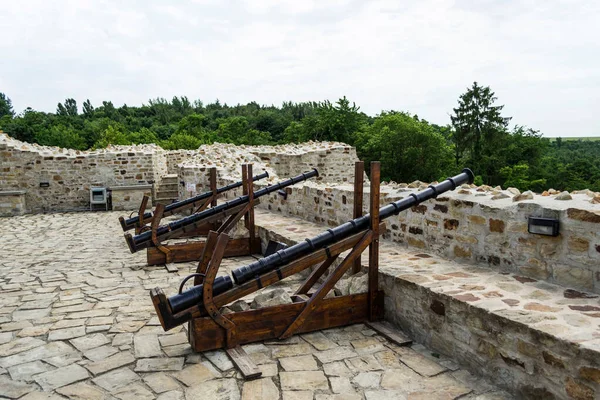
[119,171,270,231]
[231,168,474,285]
[125,169,319,253]
[169,276,233,313]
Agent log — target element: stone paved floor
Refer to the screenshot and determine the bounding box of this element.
[0,212,511,399]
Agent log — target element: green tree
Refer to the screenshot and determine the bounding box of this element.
[0,92,14,118]
[356,112,453,182]
[56,98,78,117]
[93,125,131,149]
[35,124,87,150]
[161,133,202,150]
[301,97,365,144]
[450,82,511,182]
[82,99,94,117]
[499,163,547,192]
[176,113,211,141]
[1,108,50,143]
[128,128,159,144]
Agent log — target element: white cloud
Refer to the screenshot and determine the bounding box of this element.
[1,0,599,137]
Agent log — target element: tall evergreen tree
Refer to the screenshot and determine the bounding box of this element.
[56,98,78,117]
[0,92,14,118]
[450,82,511,178]
[82,99,94,117]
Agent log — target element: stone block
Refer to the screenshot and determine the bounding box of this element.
[489,218,505,233]
[565,377,595,400]
[568,237,590,253]
[250,289,292,309]
[553,265,593,290]
[0,191,26,216]
[453,246,472,258]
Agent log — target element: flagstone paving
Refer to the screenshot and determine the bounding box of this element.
[0,212,510,399]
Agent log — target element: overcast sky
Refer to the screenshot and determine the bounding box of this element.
[1,0,599,137]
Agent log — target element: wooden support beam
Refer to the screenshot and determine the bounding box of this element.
[242,164,249,229]
[150,203,173,267]
[201,233,237,348]
[158,202,249,242]
[280,230,373,339]
[136,195,150,234]
[188,291,384,352]
[226,346,262,380]
[192,194,215,215]
[353,161,364,274]
[147,238,254,266]
[210,167,218,208]
[368,161,381,321]
[294,254,340,295]
[366,321,412,347]
[151,224,386,331]
[217,202,253,234]
[246,164,256,249]
[210,228,380,311]
[194,231,220,285]
[176,224,214,238]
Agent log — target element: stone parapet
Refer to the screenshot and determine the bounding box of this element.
[245,181,600,294]
[0,190,26,216]
[109,184,153,211]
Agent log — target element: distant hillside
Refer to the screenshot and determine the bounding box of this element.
[547,136,600,142]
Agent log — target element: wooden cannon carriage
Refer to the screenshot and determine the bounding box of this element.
[149,162,474,378]
[124,166,319,269]
[119,166,269,234]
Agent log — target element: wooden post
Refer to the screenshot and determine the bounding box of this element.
[194,231,220,285]
[210,167,217,208]
[136,195,149,234]
[242,165,248,229]
[151,203,176,271]
[368,161,380,321]
[352,161,364,274]
[246,164,256,251]
[200,233,237,347]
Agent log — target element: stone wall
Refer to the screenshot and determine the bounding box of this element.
[245,181,600,294]
[246,142,359,183]
[0,133,165,212]
[0,134,357,213]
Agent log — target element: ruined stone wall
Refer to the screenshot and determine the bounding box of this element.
[247,142,359,183]
[0,135,356,213]
[165,150,196,175]
[172,142,355,201]
[0,134,165,212]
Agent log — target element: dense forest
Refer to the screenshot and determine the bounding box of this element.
[0,83,599,192]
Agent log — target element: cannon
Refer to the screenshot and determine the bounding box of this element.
[118,169,269,232]
[150,163,474,371]
[125,166,319,268]
[125,168,318,253]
